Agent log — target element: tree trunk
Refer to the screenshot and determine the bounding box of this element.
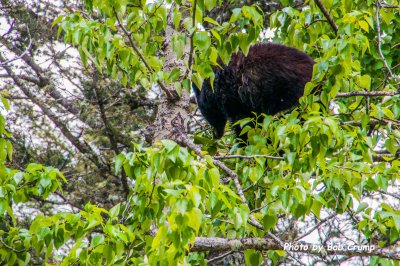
[150,5,191,143]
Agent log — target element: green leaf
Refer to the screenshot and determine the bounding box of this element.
[168,68,181,82]
[359,20,369,32]
[205,0,217,11]
[187,208,202,233]
[52,15,64,28]
[193,31,211,51]
[385,138,397,155]
[359,75,371,89]
[356,202,368,213]
[115,154,125,175]
[109,203,121,219]
[204,17,219,26]
[208,168,220,187]
[91,234,105,247]
[262,214,278,231]
[311,199,322,219]
[161,140,178,153]
[280,0,289,6]
[244,249,263,266]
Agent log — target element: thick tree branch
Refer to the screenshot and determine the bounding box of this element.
[314,0,338,35]
[214,154,284,160]
[336,90,399,97]
[150,3,191,142]
[191,237,400,260]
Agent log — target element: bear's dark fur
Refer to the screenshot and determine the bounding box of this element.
[193,43,315,139]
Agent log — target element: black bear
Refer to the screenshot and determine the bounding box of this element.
[193,42,315,139]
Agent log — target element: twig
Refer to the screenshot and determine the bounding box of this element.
[295,214,336,241]
[1,18,15,37]
[207,251,235,263]
[0,238,29,253]
[0,25,32,66]
[314,0,338,35]
[93,77,129,195]
[250,200,277,213]
[0,53,109,175]
[375,1,399,82]
[185,0,197,79]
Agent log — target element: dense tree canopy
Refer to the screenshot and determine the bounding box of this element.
[0,0,399,265]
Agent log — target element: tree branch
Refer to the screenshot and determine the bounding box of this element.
[0,25,32,66]
[214,154,284,160]
[314,0,338,35]
[339,118,400,127]
[336,90,399,98]
[0,53,109,174]
[375,1,399,83]
[191,237,400,260]
[295,214,336,241]
[113,8,176,100]
[181,137,265,229]
[0,34,43,79]
[93,76,129,195]
[379,189,400,200]
[185,0,197,79]
[0,35,82,117]
[180,137,285,248]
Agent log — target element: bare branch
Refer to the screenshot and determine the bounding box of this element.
[207,251,235,263]
[185,0,197,79]
[295,214,336,241]
[380,3,400,8]
[375,1,399,83]
[379,189,400,200]
[0,25,32,66]
[0,53,109,174]
[93,77,129,195]
[0,32,43,78]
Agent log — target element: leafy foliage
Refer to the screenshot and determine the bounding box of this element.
[0,0,400,265]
